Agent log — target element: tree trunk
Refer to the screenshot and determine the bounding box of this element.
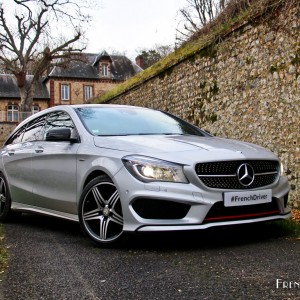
[14,71,35,112]
[19,83,34,112]
[20,86,33,112]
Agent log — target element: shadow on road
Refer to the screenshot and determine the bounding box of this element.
[8,213,293,251]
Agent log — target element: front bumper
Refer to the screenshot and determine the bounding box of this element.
[137,213,291,232]
[113,167,291,232]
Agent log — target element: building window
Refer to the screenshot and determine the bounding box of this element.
[32,105,40,114]
[84,85,93,101]
[61,84,70,100]
[7,105,19,122]
[101,64,109,77]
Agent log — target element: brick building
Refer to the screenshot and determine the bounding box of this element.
[0,51,143,123]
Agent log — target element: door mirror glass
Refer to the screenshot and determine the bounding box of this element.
[46,128,75,142]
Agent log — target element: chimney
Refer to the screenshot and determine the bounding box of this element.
[135,55,144,69]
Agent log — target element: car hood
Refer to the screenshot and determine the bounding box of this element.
[93,135,277,162]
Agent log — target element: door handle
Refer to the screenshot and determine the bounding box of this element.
[35,146,44,153]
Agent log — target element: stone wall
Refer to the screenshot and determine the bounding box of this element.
[0,123,18,144]
[104,3,300,205]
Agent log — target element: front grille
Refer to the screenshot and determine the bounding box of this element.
[203,199,280,223]
[195,160,279,189]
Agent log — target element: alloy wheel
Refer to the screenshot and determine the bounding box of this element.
[80,178,124,244]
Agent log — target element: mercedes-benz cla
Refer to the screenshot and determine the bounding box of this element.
[0,105,291,245]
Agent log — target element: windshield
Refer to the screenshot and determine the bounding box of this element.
[75,106,206,136]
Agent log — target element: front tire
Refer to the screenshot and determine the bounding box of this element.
[79,176,124,245]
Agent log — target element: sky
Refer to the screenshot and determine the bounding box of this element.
[85,0,187,59]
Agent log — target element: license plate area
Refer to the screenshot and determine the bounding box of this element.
[224,189,272,207]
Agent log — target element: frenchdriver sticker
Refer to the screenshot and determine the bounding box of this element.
[224,189,272,207]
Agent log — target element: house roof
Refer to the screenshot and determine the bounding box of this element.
[0,75,49,99]
[49,52,143,81]
[0,52,143,100]
[110,55,143,81]
[48,59,99,79]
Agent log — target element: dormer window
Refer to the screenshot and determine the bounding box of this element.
[101,63,109,77]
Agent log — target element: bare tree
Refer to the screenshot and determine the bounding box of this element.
[155,44,173,58]
[136,44,173,69]
[176,0,229,44]
[0,0,92,111]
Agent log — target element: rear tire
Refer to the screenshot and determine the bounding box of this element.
[79,176,124,245]
[0,174,14,222]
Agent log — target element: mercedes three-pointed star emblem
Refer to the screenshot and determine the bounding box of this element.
[237,163,255,186]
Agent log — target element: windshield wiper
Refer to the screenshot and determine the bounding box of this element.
[97,134,131,136]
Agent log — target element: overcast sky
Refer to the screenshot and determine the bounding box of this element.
[85,0,187,59]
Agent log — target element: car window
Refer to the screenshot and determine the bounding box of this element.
[43,111,78,140]
[22,115,47,142]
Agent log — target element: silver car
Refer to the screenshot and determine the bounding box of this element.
[0,105,291,245]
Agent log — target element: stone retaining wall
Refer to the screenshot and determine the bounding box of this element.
[104,3,300,205]
[0,123,18,144]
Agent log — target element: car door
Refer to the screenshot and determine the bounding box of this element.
[31,111,80,215]
[2,115,46,206]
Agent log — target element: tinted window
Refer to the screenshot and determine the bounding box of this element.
[76,107,204,136]
[43,111,77,140]
[22,115,46,142]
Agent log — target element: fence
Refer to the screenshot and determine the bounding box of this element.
[0,111,35,123]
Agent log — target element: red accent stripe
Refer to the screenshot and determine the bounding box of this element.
[204,210,281,221]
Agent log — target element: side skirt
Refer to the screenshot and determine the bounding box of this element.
[11,202,79,222]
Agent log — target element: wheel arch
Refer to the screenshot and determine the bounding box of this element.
[83,170,111,189]
[0,171,9,189]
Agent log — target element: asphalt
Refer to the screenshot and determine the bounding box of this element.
[0,214,299,300]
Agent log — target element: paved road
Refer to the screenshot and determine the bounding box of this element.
[0,214,299,300]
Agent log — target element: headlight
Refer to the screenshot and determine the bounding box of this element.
[122,155,188,183]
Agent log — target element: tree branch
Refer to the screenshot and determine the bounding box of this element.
[0,0,90,110]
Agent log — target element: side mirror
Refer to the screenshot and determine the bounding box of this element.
[46,128,79,143]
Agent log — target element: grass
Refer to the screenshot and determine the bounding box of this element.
[274,218,300,239]
[0,225,7,279]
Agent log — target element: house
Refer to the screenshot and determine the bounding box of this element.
[46,51,143,107]
[0,51,143,123]
[0,75,49,122]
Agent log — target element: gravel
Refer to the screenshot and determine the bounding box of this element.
[0,214,299,300]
